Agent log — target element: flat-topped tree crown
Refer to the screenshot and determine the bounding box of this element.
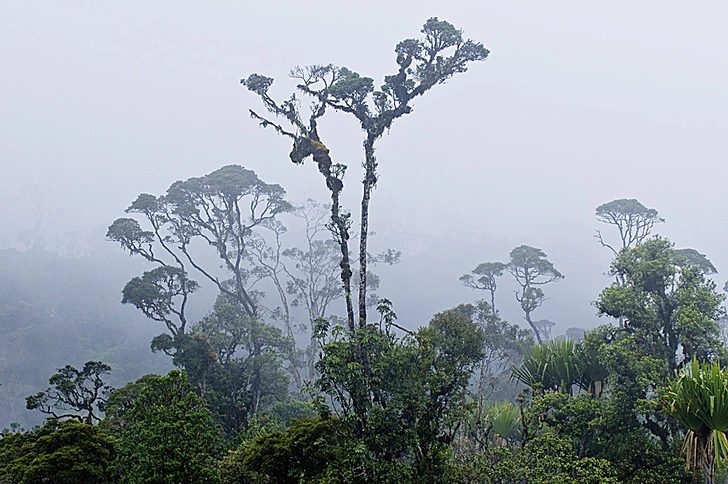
[507,245,564,286]
[26,361,112,425]
[108,164,291,328]
[507,245,563,344]
[460,261,507,314]
[165,164,290,220]
[595,198,664,254]
[675,248,718,275]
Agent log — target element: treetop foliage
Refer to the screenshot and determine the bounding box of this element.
[676,248,718,275]
[242,17,489,333]
[507,245,563,286]
[597,236,726,373]
[595,198,664,253]
[0,420,117,484]
[25,361,112,425]
[243,17,489,137]
[111,371,221,483]
[108,164,292,325]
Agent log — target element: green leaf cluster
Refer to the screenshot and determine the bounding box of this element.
[596,237,725,373]
[512,338,607,397]
[663,359,728,481]
[111,371,221,484]
[0,420,116,484]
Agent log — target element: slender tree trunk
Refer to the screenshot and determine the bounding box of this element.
[309,139,356,334]
[477,362,489,400]
[332,192,355,333]
[358,134,377,328]
[252,377,261,416]
[199,367,208,399]
[524,310,542,345]
[358,187,370,327]
[307,335,317,381]
[251,355,262,416]
[271,272,302,389]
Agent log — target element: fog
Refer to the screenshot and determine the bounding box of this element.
[2,1,727,336]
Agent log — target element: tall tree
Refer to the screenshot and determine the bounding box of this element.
[108,166,294,429]
[594,198,664,329]
[506,245,563,344]
[245,219,305,388]
[595,198,664,256]
[283,201,342,323]
[243,17,489,332]
[596,236,726,374]
[460,262,507,315]
[107,165,291,329]
[26,361,111,425]
[242,67,356,331]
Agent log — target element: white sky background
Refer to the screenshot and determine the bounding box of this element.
[1,1,727,332]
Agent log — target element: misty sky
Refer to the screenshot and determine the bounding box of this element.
[2,2,727,332]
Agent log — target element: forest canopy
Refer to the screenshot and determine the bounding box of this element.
[2,15,728,484]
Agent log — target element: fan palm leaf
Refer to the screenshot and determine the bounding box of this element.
[663,358,728,484]
[488,401,521,446]
[512,340,586,395]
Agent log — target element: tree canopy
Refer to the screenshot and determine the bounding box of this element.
[506,245,564,344]
[243,17,489,333]
[108,164,291,324]
[596,236,725,373]
[595,198,664,255]
[26,361,111,425]
[111,371,221,484]
[6,13,728,484]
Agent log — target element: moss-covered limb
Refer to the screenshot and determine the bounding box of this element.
[249,109,297,141]
[294,21,488,327]
[307,138,356,335]
[244,19,488,332]
[244,89,357,333]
